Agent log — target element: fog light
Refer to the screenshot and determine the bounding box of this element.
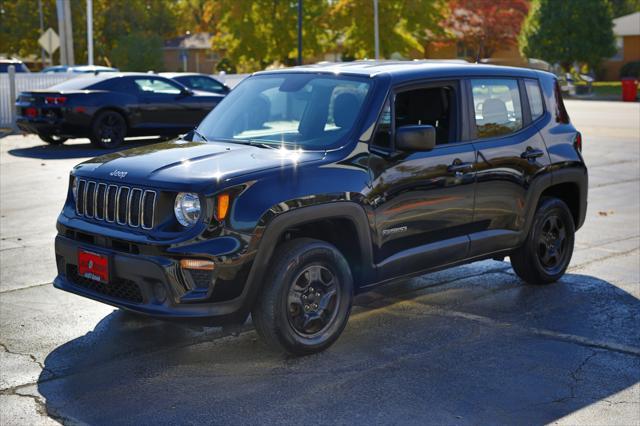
[152,282,167,304]
[180,259,215,271]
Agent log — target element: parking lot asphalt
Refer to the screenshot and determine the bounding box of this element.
[0,100,638,425]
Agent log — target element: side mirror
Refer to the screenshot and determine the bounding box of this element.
[395,125,436,151]
[180,88,194,97]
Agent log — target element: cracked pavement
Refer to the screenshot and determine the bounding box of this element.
[1,100,639,425]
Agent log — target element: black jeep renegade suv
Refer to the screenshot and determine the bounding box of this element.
[54,61,587,355]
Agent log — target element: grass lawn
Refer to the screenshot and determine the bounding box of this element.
[575,81,624,98]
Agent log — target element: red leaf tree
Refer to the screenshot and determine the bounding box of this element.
[443,0,530,59]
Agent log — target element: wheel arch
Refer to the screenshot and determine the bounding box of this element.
[242,202,375,312]
[519,165,587,247]
[91,106,130,131]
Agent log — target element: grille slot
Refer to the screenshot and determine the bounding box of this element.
[128,188,142,227]
[95,183,107,220]
[106,185,117,222]
[142,191,156,229]
[85,181,96,217]
[117,187,130,225]
[74,180,157,230]
[76,180,86,215]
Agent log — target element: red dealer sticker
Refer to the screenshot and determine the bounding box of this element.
[78,250,109,284]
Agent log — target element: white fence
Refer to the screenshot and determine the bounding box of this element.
[0,73,80,129]
[0,72,248,130]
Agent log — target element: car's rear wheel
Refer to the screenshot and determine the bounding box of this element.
[38,133,67,145]
[90,110,126,148]
[511,197,575,285]
[252,238,353,355]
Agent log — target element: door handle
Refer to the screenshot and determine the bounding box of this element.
[521,147,544,160]
[447,160,474,173]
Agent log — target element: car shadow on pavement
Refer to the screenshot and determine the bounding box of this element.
[36,271,640,424]
[7,137,165,160]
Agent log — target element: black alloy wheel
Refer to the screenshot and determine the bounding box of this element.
[287,264,340,337]
[511,197,575,285]
[90,110,126,148]
[537,214,569,274]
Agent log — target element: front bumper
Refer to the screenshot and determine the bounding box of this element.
[54,234,251,325]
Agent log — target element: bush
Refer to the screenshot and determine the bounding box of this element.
[620,61,640,79]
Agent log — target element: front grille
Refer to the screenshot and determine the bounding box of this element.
[67,265,143,304]
[76,179,156,229]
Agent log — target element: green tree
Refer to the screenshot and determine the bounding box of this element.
[0,0,177,68]
[330,0,445,60]
[609,0,640,17]
[211,0,331,72]
[110,32,164,71]
[93,0,177,67]
[520,0,616,70]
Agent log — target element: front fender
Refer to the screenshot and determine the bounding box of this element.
[240,202,375,315]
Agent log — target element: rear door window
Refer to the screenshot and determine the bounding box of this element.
[471,79,523,138]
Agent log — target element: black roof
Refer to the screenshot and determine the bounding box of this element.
[256,60,549,82]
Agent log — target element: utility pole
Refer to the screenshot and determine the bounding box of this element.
[297,0,303,66]
[63,0,74,65]
[86,0,93,65]
[373,0,380,60]
[56,0,74,65]
[38,0,45,67]
[56,0,66,65]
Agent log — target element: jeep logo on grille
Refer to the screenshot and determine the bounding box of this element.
[109,170,128,179]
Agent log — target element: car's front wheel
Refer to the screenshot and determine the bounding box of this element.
[38,133,68,145]
[511,197,575,285]
[252,238,353,355]
[90,110,127,148]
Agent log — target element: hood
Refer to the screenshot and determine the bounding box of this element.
[73,139,325,191]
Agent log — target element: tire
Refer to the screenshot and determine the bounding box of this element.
[38,133,68,145]
[511,197,575,285]
[252,238,354,355]
[90,110,127,148]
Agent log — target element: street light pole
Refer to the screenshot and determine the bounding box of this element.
[87,0,93,65]
[297,0,302,66]
[373,0,380,60]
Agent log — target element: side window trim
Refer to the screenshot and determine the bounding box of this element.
[523,78,547,123]
[369,93,395,154]
[519,78,533,126]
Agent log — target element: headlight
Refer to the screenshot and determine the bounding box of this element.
[71,176,78,200]
[174,192,201,227]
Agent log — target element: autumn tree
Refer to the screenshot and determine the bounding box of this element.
[520,0,616,70]
[442,0,530,59]
[211,0,331,72]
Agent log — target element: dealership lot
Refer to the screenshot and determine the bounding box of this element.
[0,100,638,424]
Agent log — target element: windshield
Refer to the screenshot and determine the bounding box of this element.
[196,73,371,150]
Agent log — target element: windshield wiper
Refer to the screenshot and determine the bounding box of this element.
[191,129,208,142]
[243,140,279,149]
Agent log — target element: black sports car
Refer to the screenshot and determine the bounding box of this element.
[15,73,225,148]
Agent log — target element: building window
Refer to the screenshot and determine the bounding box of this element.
[612,37,624,60]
